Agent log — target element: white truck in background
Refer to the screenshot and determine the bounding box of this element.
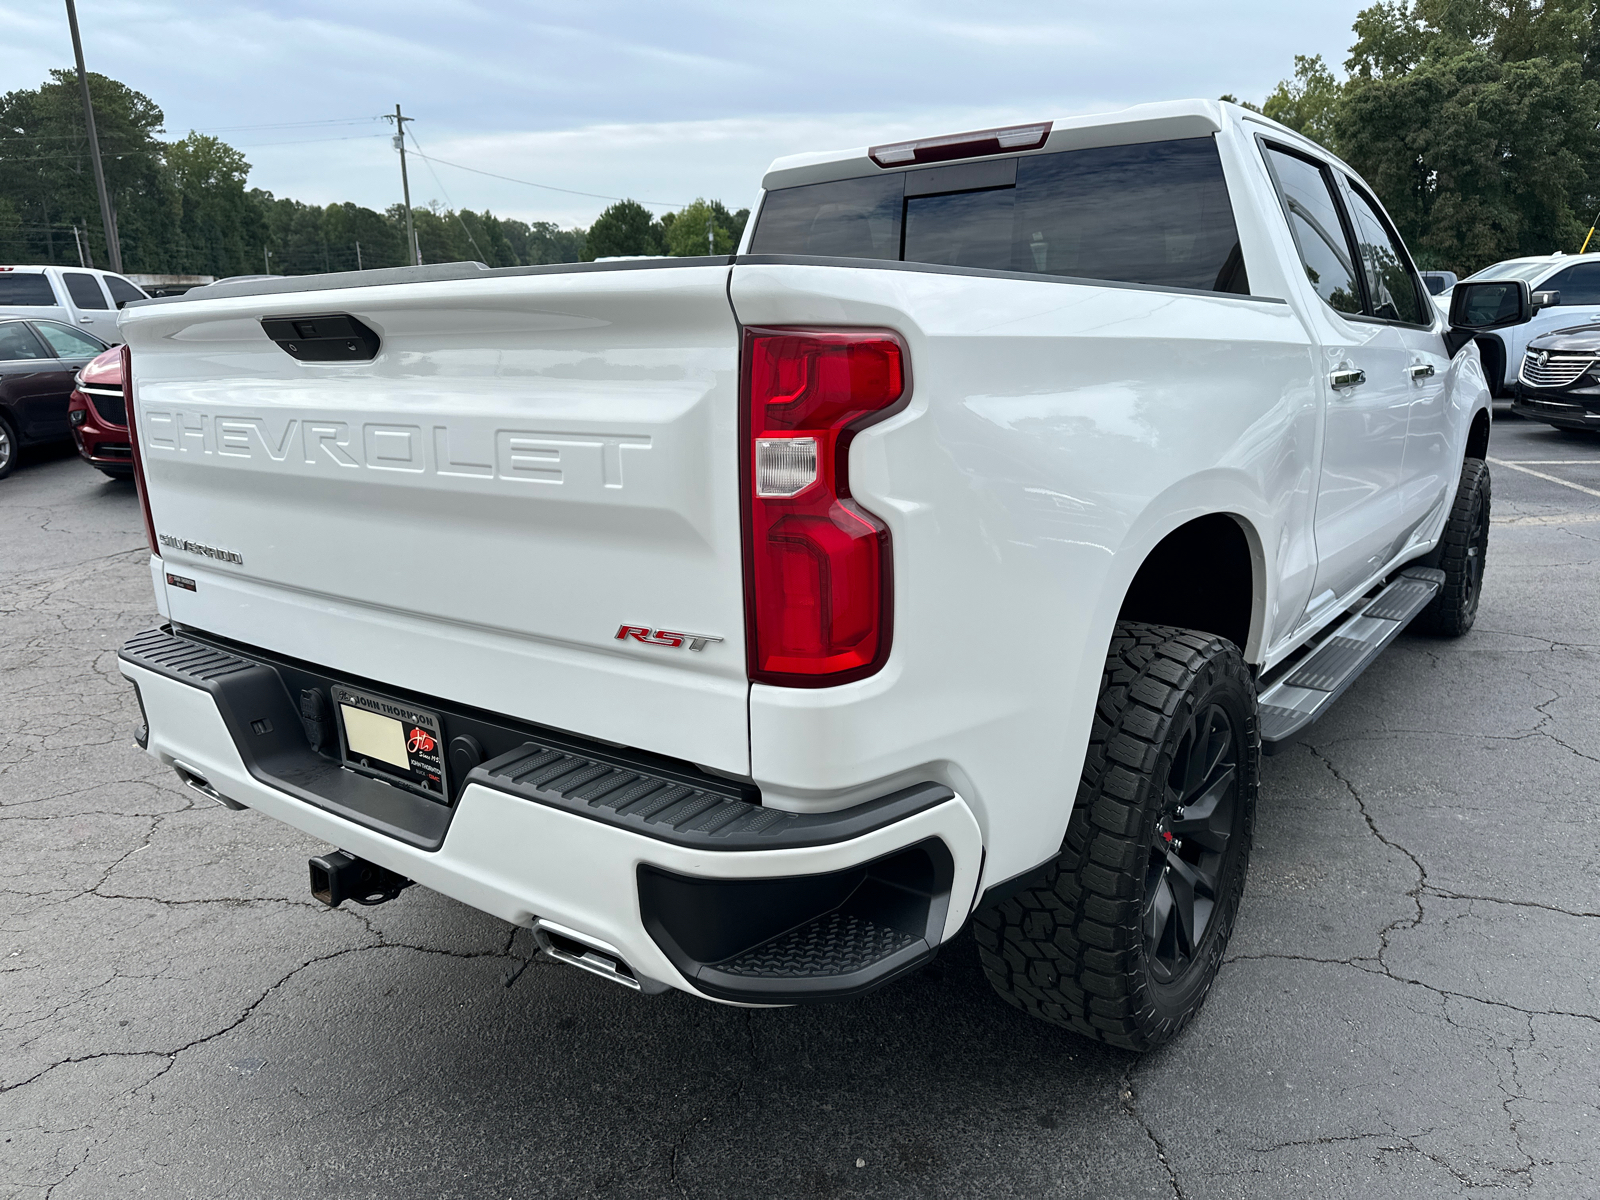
[115,101,1535,1049]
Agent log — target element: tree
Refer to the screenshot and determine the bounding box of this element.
[1334,1,1600,270]
[166,133,261,276]
[0,69,173,269]
[1243,1,1600,274]
[663,198,748,256]
[1262,55,1343,150]
[584,199,664,259]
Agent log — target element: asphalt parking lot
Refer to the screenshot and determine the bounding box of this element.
[3,413,1598,1199]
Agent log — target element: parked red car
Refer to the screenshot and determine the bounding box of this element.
[67,345,133,479]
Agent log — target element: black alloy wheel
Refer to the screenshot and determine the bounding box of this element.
[1145,703,1239,988]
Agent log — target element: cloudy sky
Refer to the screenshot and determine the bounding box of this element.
[10,0,1367,227]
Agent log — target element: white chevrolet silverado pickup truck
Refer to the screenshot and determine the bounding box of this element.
[115,100,1538,1049]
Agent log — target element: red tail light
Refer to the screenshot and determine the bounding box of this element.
[742,328,908,685]
[121,343,160,558]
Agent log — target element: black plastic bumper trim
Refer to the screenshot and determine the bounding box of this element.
[470,742,953,851]
[639,838,954,1003]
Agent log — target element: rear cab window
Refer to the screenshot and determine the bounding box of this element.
[104,275,148,307]
[749,137,1250,295]
[0,273,59,307]
[1539,262,1600,306]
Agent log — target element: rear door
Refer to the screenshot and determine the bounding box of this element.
[121,263,751,773]
[59,271,119,344]
[1339,178,1451,536]
[1263,143,1412,606]
[0,320,74,440]
[28,320,106,440]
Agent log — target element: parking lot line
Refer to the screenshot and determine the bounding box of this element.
[1487,456,1600,499]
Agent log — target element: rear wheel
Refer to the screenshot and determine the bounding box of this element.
[0,414,16,480]
[973,622,1258,1050]
[1414,458,1490,637]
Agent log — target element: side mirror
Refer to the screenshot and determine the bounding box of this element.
[1531,289,1559,312]
[1446,279,1534,356]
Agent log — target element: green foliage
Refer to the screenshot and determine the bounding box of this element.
[1245,1,1600,274]
[663,198,749,256]
[1262,55,1343,150]
[584,199,665,259]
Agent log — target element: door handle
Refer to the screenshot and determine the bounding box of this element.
[1407,363,1436,379]
[1330,368,1366,390]
[79,317,93,324]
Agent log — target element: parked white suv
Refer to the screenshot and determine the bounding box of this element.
[113,100,1531,1049]
[1435,252,1600,394]
[0,265,148,345]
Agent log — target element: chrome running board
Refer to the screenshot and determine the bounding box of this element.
[1259,566,1444,753]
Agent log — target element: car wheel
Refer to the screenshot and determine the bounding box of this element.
[0,413,16,480]
[973,622,1258,1050]
[1414,458,1490,637]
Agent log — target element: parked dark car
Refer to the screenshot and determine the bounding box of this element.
[1512,324,1600,433]
[66,345,132,478]
[0,317,109,479]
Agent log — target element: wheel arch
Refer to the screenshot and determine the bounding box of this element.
[1114,510,1268,662]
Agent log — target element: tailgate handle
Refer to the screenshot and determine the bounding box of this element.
[260,313,380,362]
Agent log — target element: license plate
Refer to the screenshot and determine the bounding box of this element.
[332,685,447,801]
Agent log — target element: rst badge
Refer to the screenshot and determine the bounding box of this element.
[616,625,723,652]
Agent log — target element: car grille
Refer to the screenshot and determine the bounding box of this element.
[80,383,126,427]
[1519,350,1597,389]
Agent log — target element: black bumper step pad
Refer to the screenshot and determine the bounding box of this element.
[712,910,919,978]
[470,743,953,851]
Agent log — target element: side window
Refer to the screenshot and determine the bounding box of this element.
[0,273,58,306]
[103,275,147,308]
[1264,147,1362,315]
[63,272,110,310]
[0,322,51,361]
[31,321,105,359]
[1539,263,1600,306]
[1344,184,1426,324]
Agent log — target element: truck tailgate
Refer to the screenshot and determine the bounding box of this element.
[120,264,749,773]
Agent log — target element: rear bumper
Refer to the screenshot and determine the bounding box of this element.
[118,627,983,1005]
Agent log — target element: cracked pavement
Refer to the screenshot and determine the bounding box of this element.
[3,418,1598,1198]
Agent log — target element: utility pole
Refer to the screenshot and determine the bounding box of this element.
[72,224,86,267]
[263,247,271,274]
[708,209,714,255]
[64,0,121,272]
[355,240,362,271]
[384,105,419,266]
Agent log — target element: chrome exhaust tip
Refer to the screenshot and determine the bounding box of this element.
[532,918,665,994]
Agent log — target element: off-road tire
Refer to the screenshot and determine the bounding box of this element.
[1413,458,1490,637]
[973,622,1258,1051]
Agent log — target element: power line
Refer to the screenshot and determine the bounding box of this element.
[405,128,487,262]
[401,148,687,209]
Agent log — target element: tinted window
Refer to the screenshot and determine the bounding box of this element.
[31,320,105,358]
[1344,183,1425,324]
[1266,147,1361,315]
[0,321,51,360]
[104,275,146,307]
[750,174,902,260]
[751,137,1249,293]
[1010,140,1246,291]
[63,272,109,309]
[1540,263,1600,306]
[0,273,58,306]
